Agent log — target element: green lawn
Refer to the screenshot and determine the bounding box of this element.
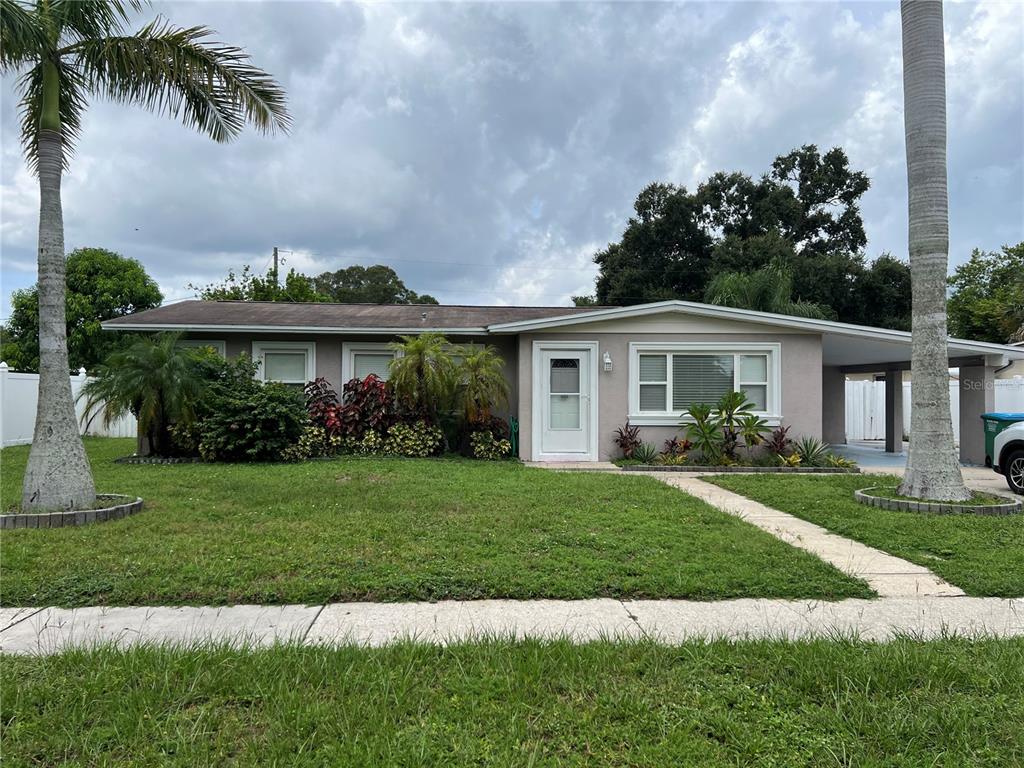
[0,439,870,606]
[3,638,1021,766]
[709,474,1024,597]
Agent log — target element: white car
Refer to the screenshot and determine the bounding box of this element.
[994,422,1024,495]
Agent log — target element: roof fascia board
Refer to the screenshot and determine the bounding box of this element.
[486,300,1024,358]
[100,322,489,335]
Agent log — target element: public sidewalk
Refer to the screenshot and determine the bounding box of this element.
[2,596,1022,655]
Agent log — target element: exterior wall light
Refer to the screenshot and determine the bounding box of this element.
[603,351,613,372]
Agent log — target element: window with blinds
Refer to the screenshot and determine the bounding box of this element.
[633,348,773,415]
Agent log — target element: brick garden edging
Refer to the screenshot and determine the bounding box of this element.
[114,455,203,465]
[0,495,144,530]
[854,487,1022,516]
[621,465,860,474]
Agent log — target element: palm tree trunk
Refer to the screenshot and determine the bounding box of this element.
[21,127,96,511]
[898,0,969,501]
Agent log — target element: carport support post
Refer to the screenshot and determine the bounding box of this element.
[884,368,904,454]
[821,366,846,445]
[958,365,994,465]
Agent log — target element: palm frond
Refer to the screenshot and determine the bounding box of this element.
[50,0,141,46]
[68,17,290,142]
[0,0,47,72]
[17,57,87,170]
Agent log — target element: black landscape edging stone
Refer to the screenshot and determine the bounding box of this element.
[114,455,203,465]
[0,494,145,530]
[621,465,860,474]
[854,487,1022,516]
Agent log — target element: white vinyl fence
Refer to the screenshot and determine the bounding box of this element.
[0,362,137,447]
[846,377,1024,443]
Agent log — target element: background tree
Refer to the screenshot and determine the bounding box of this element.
[2,0,289,511]
[1,247,162,372]
[947,243,1024,343]
[589,144,911,327]
[898,0,969,501]
[190,264,325,302]
[849,253,913,330]
[704,261,830,319]
[313,265,439,304]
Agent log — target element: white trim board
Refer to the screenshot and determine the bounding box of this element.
[531,340,599,462]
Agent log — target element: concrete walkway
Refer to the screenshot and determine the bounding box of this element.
[2,597,1021,655]
[649,475,964,598]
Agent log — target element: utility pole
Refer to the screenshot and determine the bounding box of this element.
[272,246,279,287]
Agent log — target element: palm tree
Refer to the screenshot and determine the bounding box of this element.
[2,0,289,510]
[898,0,969,501]
[80,333,206,457]
[388,333,457,423]
[704,260,830,319]
[456,345,510,424]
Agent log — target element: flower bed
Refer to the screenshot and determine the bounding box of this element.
[622,465,860,474]
[854,486,1022,516]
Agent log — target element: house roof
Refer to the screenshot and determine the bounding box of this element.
[101,300,607,334]
[103,298,1024,370]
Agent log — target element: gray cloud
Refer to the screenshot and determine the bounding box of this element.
[2,0,1022,317]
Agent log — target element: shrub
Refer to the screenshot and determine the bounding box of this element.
[198,383,308,462]
[663,436,692,457]
[765,425,793,457]
[281,425,344,462]
[344,430,385,455]
[633,442,659,464]
[470,430,512,460]
[613,421,642,459]
[383,421,443,457]
[304,378,342,436]
[684,404,723,463]
[338,375,396,439]
[794,436,829,467]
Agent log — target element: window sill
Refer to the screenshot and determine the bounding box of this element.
[627,414,783,427]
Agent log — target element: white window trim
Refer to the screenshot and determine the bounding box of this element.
[627,342,782,426]
[178,339,226,358]
[531,340,599,462]
[252,340,316,384]
[341,342,402,383]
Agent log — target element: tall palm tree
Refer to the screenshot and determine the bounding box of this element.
[1,0,289,510]
[898,0,969,501]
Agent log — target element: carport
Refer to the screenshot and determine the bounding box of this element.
[820,328,1024,464]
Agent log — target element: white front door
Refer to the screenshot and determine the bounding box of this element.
[535,345,596,460]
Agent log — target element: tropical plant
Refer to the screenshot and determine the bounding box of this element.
[388,333,457,423]
[738,413,771,448]
[779,453,802,468]
[3,0,289,510]
[794,437,829,468]
[613,420,642,459]
[338,375,396,439]
[684,404,723,464]
[825,453,858,470]
[456,345,510,424]
[765,425,793,457]
[633,442,659,464]
[303,378,342,436]
[79,333,205,457]
[897,0,969,501]
[714,391,760,461]
[383,421,443,458]
[663,436,692,458]
[470,430,512,460]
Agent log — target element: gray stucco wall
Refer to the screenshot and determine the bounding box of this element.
[516,331,823,461]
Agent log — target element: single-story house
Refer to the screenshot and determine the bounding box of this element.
[103,300,1024,464]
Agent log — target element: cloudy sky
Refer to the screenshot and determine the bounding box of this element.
[2,0,1022,317]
